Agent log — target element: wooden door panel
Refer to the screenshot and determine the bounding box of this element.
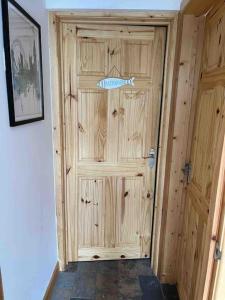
[179,191,207,300]
[118,89,149,161]
[78,246,141,261]
[78,177,105,248]
[78,39,107,75]
[104,177,117,248]
[191,88,221,200]
[122,40,153,77]
[178,85,225,300]
[63,23,166,261]
[116,177,143,246]
[78,90,108,162]
[203,5,225,73]
[108,39,122,75]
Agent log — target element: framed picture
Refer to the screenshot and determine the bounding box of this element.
[1,0,44,126]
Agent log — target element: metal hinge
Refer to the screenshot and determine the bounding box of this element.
[182,162,192,184]
[214,241,222,261]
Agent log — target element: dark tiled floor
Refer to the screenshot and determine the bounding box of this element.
[50,259,179,300]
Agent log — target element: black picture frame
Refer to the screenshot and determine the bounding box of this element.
[1,0,44,126]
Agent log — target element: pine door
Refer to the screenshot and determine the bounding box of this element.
[178,4,225,298]
[62,24,166,261]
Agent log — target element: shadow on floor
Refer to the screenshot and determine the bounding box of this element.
[50,259,179,300]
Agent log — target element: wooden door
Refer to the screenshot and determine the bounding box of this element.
[62,24,166,262]
[178,3,225,299]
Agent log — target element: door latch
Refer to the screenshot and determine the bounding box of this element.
[214,241,222,261]
[142,148,156,169]
[182,162,192,184]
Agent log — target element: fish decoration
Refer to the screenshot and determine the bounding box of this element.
[97,77,135,90]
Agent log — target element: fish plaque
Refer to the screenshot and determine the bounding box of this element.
[97,77,135,90]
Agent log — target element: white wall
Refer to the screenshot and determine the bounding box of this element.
[45,0,181,10]
[0,0,57,299]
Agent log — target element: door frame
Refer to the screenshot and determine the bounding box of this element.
[208,137,225,299]
[48,10,178,272]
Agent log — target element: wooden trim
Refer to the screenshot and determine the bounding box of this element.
[202,134,225,300]
[210,185,225,299]
[43,262,59,300]
[156,13,182,283]
[180,0,221,15]
[49,14,67,271]
[53,10,177,21]
[209,165,225,299]
[152,13,179,276]
[158,14,205,284]
[49,10,178,273]
[0,269,4,300]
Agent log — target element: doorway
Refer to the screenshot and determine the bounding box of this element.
[63,23,166,262]
[49,11,178,270]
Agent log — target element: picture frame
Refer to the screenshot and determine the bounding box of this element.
[1,0,44,126]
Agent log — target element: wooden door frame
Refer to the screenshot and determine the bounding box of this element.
[208,138,225,299]
[48,10,178,272]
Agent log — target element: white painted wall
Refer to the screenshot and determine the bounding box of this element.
[0,0,57,299]
[45,0,181,10]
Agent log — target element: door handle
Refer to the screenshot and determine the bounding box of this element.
[143,148,156,169]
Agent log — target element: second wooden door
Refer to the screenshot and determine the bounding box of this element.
[62,24,167,261]
[178,4,225,299]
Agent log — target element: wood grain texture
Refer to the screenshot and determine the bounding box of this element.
[62,23,78,262]
[55,10,177,25]
[78,246,140,261]
[62,23,166,261]
[151,15,178,275]
[116,177,143,247]
[180,0,221,15]
[177,2,225,299]
[78,90,107,161]
[77,27,155,40]
[178,86,225,300]
[48,14,67,270]
[211,185,225,299]
[49,11,178,273]
[158,15,205,283]
[202,2,225,74]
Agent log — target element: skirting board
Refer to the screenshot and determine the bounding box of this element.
[0,268,4,300]
[43,262,59,300]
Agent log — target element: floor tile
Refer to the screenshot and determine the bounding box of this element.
[139,275,164,300]
[162,284,179,300]
[71,272,96,299]
[50,259,179,300]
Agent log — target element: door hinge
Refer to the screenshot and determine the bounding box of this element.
[182,162,192,184]
[214,241,222,261]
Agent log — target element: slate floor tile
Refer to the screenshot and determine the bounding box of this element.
[139,275,165,300]
[50,287,73,300]
[50,259,179,300]
[119,277,143,298]
[162,284,179,300]
[71,272,96,299]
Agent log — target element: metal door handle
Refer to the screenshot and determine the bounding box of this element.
[143,148,156,169]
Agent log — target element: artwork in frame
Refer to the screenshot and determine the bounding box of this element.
[1,0,44,126]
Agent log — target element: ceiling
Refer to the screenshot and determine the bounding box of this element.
[45,0,182,10]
